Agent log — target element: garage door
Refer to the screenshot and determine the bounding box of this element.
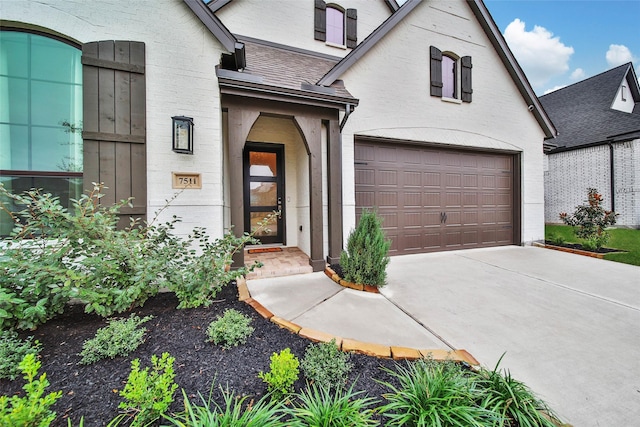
[354,140,517,255]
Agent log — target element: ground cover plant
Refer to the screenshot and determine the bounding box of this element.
[79,314,153,365]
[206,309,254,349]
[545,224,640,266]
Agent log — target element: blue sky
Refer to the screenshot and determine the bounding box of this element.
[484,0,640,95]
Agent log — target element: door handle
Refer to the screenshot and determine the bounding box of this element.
[440,212,447,224]
[277,197,282,212]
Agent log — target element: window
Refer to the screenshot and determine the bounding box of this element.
[621,84,627,101]
[0,30,82,236]
[314,0,357,48]
[442,55,456,99]
[430,46,473,103]
[326,6,344,45]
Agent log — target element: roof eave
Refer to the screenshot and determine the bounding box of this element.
[317,0,421,87]
[467,0,557,139]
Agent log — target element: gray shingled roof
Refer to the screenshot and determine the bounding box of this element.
[539,63,640,151]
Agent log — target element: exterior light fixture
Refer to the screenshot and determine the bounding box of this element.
[172,116,194,154]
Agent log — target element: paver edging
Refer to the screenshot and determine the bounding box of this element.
[237,279,478,365]
[533,241,625,259]
[324,267,380,294]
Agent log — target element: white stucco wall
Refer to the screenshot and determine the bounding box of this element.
[2,0,228,238]
[545,140,640,228]
[339,0,547,245]
[215,0,391,57]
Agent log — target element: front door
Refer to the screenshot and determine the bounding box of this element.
[243,142,285,244]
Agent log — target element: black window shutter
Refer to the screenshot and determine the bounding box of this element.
[314,0,326,41]
[430,46,443,97]
[461,56,473,103]
[346,8,357,48]
[82,41,147,228]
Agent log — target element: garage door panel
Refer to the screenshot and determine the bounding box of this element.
[355,141,515,255]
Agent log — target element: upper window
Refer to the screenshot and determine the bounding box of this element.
[0,30,83,236]
[314,0,357,49]
[430,46,473,103]
[326,6,344,45]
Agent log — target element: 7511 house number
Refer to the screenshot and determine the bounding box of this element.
[172,172,202,189]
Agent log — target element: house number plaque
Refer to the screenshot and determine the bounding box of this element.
[172,172,202,189]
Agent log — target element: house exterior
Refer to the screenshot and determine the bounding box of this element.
[541,63,640,228]
[0,0,555,269]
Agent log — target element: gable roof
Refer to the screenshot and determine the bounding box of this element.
[316,0,556,139]
[539,63,640,152]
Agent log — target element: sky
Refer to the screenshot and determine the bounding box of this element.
[484,0,640,95]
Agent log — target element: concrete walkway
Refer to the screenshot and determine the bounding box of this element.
[246,246,640,426]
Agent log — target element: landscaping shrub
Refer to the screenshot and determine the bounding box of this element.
[79,314,153,365]
[0,183,266,330]
[0,353,62,426]
[378,359,495,427]
[115,352,178,427]
[206,309,254,349]
[0,331,42,380]
[163,388,287,427]
[301,339,352,390]
[287,383,378,427]
[560,188,618,250]
[258,348,300,400]
[339,209,391,287]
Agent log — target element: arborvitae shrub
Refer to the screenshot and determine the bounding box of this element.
[340,209,391,287]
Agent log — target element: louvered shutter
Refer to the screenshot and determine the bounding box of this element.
[430,46,443,97]
[82,41,147,228]
[346,8,357,48]
[314,0,326,41]
[461,56,473,103]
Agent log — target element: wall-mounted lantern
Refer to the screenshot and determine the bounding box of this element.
[172,116,194,154]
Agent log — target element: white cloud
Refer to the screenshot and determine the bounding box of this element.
[606,44,634,67]
[504,19,574,88]
[544,85,566,95]
[570,68,585,80]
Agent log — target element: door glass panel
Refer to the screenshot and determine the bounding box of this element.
[250,181,277,207]
[249,152,277,177]
[250,212,278,237]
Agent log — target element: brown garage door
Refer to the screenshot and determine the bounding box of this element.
[354,140,517,255]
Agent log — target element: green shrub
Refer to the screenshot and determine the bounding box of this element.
[163,387,287,427]
[476,356,558,427]
[287,383,378,427]
[258,348,300,400]
[301,339,352,390]
[0,353,62,426]
[0,331,42,380]
[378,359,495,427]
[546,233,565,246]
[560,188,618,250]
[206,309,254,349]
[117,352,178,427]
[340,209,390,287]
[79,314,153,365]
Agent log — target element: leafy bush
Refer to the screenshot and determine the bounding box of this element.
[546,232,565,246]
[0,331,42,380]
[340,209,390,287]
[116,352,178,427]
[287,383,378,427]
[79,314,153,365]
[560,188,618,250]
[301,339,352,390]
[476,356,558,427]
[0,353,62,426]
[163,388,287,427]
[378,359,494,427]
[0,183,266,330]
[258,348,300,400]
[206,309,254,350]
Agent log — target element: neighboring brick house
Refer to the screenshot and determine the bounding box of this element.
[541,63,640,228]
[1,0,556,268]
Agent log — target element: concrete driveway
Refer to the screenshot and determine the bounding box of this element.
[381,246,640,427]
[247,246,640,426]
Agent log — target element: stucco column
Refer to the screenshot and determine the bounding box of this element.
[226,105,260,269]
[327,119,343,264]
[295,115,325,271]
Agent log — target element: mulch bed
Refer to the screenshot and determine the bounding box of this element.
[0,282,400,426]
[543,240,623,254]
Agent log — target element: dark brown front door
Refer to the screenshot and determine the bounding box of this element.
[243,142,285,244]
